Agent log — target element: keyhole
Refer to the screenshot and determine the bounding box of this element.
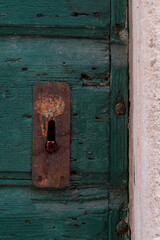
[47,120,55,141]
[45,120,58,153]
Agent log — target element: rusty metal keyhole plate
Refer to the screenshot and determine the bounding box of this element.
[32,82,70,188]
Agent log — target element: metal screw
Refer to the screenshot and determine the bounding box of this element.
[116,219,128,235]
[115,102,126,115]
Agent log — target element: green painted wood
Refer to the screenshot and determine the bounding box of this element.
[110,45,128,188]
[111,0,128,45]
[109,189,128,240]
[0,186,108,239]
[0,26,109,39]
[0,0,129,239]
[0,37,110,185]
[0,0,110,38]
[109,0,129,239]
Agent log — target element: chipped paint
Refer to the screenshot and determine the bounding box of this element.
[34,96,65,137]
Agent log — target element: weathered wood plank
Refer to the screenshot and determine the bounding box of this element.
[110,45,128,188]
[0,88,109,183]
[0,172,109,186]
[0,0,110,38]
[108,188,128,239]
[111,0,128,45]
[0,186,108,239]
[0,26,109,39]
[109,0,129,238]
[0,37,110,184]
[0,1,129,239]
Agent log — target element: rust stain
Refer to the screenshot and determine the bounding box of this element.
[116,219,129,235]
[25,220,31,224]
[40,117,48,137]
[22,67,28,71]
[45,141,58,153]
[34,96,65,118]
[34,96,65,137]
[32,82,70,188]
[115,102,126,115]
[115,24,122,35]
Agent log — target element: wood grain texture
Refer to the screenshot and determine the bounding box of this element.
[0,37,110,185]
[0,0,129,239]
[110,45,128,188]
[108,189,128,240]
[0,186,108,239]
[0,26,109,40]
[109,0,129,239]
[0,0,110,38]
[111,0,128,45]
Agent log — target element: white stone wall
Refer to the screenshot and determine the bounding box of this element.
[129,0,160,239]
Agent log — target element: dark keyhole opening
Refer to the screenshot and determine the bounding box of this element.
[45,120,58,153]
[47,120,55,141]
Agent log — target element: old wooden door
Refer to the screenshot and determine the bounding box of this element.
[0,0,129,239]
